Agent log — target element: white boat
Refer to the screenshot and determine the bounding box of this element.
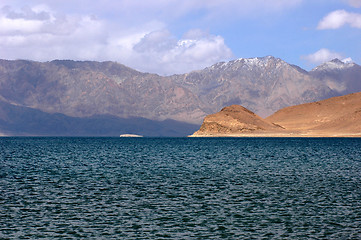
[119,134,143,137]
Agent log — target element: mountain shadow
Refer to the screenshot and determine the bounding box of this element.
[0,100,199,137]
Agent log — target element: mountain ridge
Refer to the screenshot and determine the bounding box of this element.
[1,56,360,136]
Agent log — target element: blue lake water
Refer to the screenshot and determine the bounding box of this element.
[1,137,361,239]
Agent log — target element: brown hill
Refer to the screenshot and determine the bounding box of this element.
[191,105,282,136]
[191,92,361,137]
[312,110,361,133]
[266,92,361,134]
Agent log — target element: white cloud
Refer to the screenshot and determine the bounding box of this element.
[0,5,233,75]
[347,0,361,8]
[125,29,234,75]
[317,10,361,29]
[302,48,343,64]
[0,5,106,60]
[342,57,353,63]
[0,5,98,36]
[0,0,303,75]
[133,30,177,53]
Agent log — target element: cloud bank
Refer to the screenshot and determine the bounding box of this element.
[127,29,234,75]
[0,5,234,75]
[0,0,303,75]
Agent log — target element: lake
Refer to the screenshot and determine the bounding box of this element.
[1,137,361,239]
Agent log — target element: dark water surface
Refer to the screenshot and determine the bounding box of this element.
[1,137,361,239]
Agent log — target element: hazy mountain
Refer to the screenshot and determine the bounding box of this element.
[0,59,204,124]
[310,58,361,96]
[0,99,199,137]
[0,57,360,136]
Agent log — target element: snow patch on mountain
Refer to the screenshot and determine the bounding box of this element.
[312,58,355,71]
[207,56,288,71]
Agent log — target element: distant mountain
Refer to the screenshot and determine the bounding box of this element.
[171,56,343,118]
[0,57,360,136]
[191,91,361,137]
[0,99,199,137]
[0,59,205,124]
[310,58,361,96]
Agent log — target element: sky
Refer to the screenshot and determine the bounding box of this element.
[0,0,360,75]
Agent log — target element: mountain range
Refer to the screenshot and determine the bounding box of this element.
[0,57,360,136]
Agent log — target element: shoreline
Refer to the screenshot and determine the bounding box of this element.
[189,131,361,138]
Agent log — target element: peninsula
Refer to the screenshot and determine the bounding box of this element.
[190,91,361,137]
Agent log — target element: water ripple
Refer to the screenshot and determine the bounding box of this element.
[1,137,361,239]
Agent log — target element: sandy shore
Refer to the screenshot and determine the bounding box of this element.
[189,131,361,138]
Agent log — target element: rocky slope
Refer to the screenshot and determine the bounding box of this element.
[266,91,361,135]
[172,56,340,118]
[191,92,361,137]
[192,105,283,136]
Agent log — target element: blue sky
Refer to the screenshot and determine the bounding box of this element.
[0,0,360,75]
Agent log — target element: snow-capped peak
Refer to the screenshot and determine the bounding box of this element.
[235,56,277,65]
[313,58,355,71]
[342,57,353,64]
[206,56,286,71]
